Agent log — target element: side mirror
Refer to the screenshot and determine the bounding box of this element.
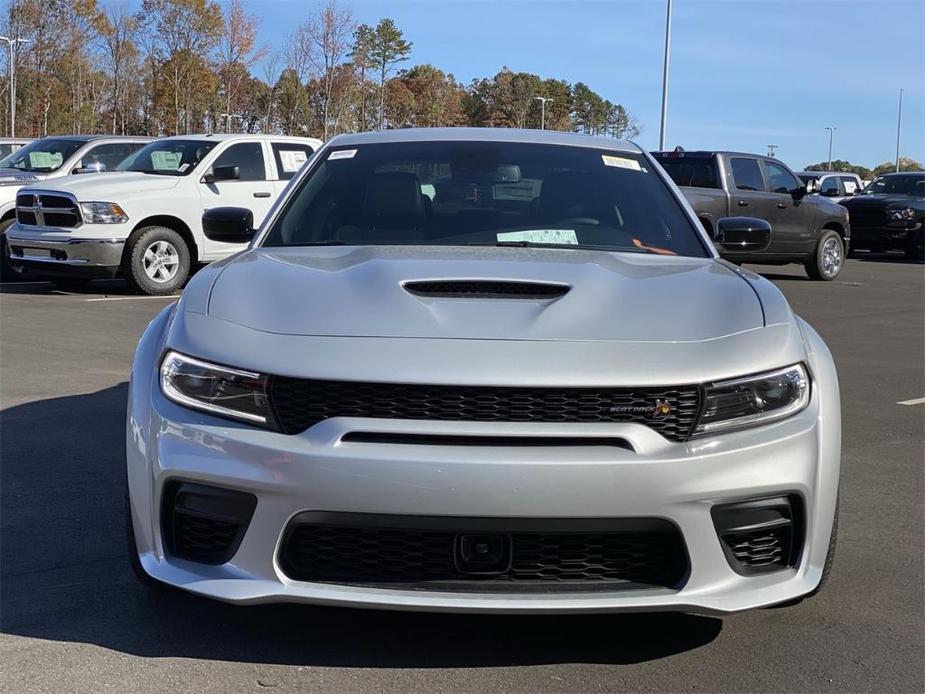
[820,188,840,197]
[715,217,771,253]
[202,207,255,243]
[790,185,807,200]
[804,179,820,194]
[202,165,240,184]
[74,162,107,174]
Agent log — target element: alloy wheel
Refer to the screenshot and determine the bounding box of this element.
[142,240,180,283]
[821,237,842,276]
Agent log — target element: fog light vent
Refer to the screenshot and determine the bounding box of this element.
[711,495,802,575]
[161,481,257,565]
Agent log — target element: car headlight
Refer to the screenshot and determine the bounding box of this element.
[887,207,917,221]
[694,364,810,436]
[160,351,276,427]
[79,201,128,224]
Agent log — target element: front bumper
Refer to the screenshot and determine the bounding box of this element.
[849,220,921,249]
[128,378,840,615]
[7,224,126,277]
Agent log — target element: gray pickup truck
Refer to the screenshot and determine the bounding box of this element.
[653,150,850,280]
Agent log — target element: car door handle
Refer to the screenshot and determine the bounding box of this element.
[776,202,787,209]
[253,192,271,198]
[737,200,749,207]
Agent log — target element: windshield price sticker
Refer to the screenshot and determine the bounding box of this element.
[602,155,642,171]
[328,149,357,160]
[497,229,579,245]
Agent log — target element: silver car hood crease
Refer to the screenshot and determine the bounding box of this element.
[204,246,765,343]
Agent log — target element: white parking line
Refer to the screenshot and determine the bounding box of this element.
[896,397,925,406]
[84,296,178,302]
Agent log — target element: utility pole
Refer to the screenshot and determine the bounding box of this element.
[825,126,836,171]
[0,35,30,138]
[895,88,903,173]
[766,144,778,158]
[658,0,673,150]
[534,96,553,130]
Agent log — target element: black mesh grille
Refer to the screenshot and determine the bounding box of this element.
[403,280,569,299]
[269,379,702,442]
[162,482,257,565]
[279,514,689,591]
[724,529,786,569]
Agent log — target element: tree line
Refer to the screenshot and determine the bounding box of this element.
[0,0,642,141]
[804,157,923,179]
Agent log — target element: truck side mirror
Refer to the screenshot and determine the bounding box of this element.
[74,161,107,174]
[715,217,771,253]
[202,207,255,243]
[202,165,240,184]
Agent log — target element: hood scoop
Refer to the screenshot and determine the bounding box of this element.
[403,280,570,300]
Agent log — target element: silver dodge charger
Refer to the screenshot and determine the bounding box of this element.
[126,128,841,614]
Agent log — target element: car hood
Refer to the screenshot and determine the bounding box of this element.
[0,171,47,186]
[22,171,180,197]
[842,194,923,209]
[205,246,766,342]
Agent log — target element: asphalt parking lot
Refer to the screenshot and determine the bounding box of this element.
[1,255,922,694]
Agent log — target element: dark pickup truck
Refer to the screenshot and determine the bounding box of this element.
[653,150,851,280]
[840,172,924,260]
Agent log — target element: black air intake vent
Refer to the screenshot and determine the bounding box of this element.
[403,280,569,299]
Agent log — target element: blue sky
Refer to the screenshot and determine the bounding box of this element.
[114,0,925,170]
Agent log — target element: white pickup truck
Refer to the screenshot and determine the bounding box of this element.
[0,135,152,279]
[7,133,321,294]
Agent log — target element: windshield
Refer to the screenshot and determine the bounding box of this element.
[262,142,708,257]
[117,139,218,176]
[0,138,84,173]
[862,174,925,197]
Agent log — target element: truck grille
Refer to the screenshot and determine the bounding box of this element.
[268,378,703,442]
[16,193,82,228]
[278,513,689,591]
[846,206,887,228]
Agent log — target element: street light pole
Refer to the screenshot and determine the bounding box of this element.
[0,35,30,138]
[533,96,553,130]
[825,126,836,170]
[895,88,903,173]
[658,0,673,150]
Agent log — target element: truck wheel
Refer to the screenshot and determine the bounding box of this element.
[0,217,16,282]
[805,230,844,281]
[906,229,924,261]
[123,226,190,296]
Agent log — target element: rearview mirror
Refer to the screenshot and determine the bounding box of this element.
[202,207,255,243]
[202,165,240,184]
[715,217,771,253]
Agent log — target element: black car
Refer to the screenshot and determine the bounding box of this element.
[840,172,924,260]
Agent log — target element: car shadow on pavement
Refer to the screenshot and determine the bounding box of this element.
[1,385,722,667]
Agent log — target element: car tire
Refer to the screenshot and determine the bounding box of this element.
[123,226,190,296]
[0,217,17,282]
[125,481,170,590]
[906,229,924,261]
[49,277,91,292]
[805,230,844,281]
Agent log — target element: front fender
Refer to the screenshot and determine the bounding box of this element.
[126,302,176,554]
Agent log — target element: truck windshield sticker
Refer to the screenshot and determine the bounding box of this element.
[29,152,62,169]
[151,151,182,170]
[279,149,309,172]
[602,155,642,172]
[327,149,357,161]
[497,229,579,245]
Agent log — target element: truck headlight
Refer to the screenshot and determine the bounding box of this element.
[887,207,916,221]
[79,201,128,224]
[160,351,276,427]
[694,364,810,435]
